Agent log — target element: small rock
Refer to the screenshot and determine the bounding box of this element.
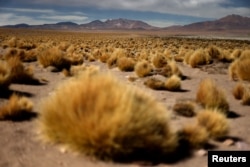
[46,66,59,72]
[223,139,234,146]
[196,149,207,156]
[126,75,138,82]
[59,146,68,154]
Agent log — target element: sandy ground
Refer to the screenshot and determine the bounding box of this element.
[0,35,250,166]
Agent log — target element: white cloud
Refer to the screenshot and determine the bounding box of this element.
[145,20,182,28]
[40,15,88,22]
[0,13,50,25]
[0,7,55,13]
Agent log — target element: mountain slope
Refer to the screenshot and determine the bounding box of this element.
[80,18,156,30]
[181,14,250,31]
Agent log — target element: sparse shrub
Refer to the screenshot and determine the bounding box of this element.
[7,37,18,48]
[7,57,38,84]
[189,49,211,68]
[165,75,181,91]
[58,42,70,51]
[232,82,245,100]
[0,94,33,121]
[178,124,208,148]
[173,101,196,117]
[152,53,168,68]
[117,57,135,72]
[196,78,229,114]
[134,60,153,77]
[168,60,183,78]
[0,60,11,89]
[242,88,250,105]
[144,77,165,90]
[64,65,99,77]
[99,52,110,63]
[229,56,250,81]
[38,47,71,70]
[230,49,241,60]
[107,48,126,68]
[197,109,229,139]
[183,50,194,65]
[239,49,250,60]
[38,72,178,161]
[207,45,221,59]
[156,65,172,78]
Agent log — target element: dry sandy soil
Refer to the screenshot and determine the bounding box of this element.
[0,31,250,167]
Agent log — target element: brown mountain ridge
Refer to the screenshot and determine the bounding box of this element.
[2,14,250,31]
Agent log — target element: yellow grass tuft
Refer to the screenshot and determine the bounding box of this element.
[0,94,33,121]
[165,75,181,91]
[189,49,211,68]
[197,109,229,139]
[144,77,165,90]
[134,60,153,77]
[232,82,245,100]
[230,49,242,60]
[242,88,250,105]
[38,47,71,70]
[196,78,229,114]
[179,124,209,148]
[38,72,178,161]
[0,60,11,89]
[117,57,135,72]
[7,57,38,84]
[173,101,196,117]
[168,60,183,78]
[152,53,168,68]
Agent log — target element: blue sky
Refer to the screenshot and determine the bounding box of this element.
[0,0,249,27]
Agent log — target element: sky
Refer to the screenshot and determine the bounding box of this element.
[0,0,249,27]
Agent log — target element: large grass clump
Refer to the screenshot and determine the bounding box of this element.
[134,60,153,77]
[188,49,211,68]
[117,57,135,72]
[38,72,178,161]
[38,47,71,71]
[7,57,39,84]
[0,94,33,121]
[0,60,11,89]
[197,109,229,139]
[196,78,229,114]
[229,50,250,81]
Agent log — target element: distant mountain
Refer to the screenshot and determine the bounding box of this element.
[178,14,250,31]
[1,15,249,32]
[80,18,156,30]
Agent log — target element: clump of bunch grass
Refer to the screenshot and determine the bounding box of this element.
[7,57,38,84]
[178,124,209,148]
[229,50,250,81]
[232,82,245,100]
[173,101,196,117]
[152,53,168,68]
[144,77,165,90]
[0,94,33,121]
[4,57,34,83]
[188,49,211,68]
[38,72,178,161]
[134,60,153,77]
[165,75,181,91]
[197,109,229,139]
[196,78,229,115]
[63,65,100,77]
[241,87,250,105]
[0,60,11,89]
[117,57,135,72]
[38,47,71,71]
